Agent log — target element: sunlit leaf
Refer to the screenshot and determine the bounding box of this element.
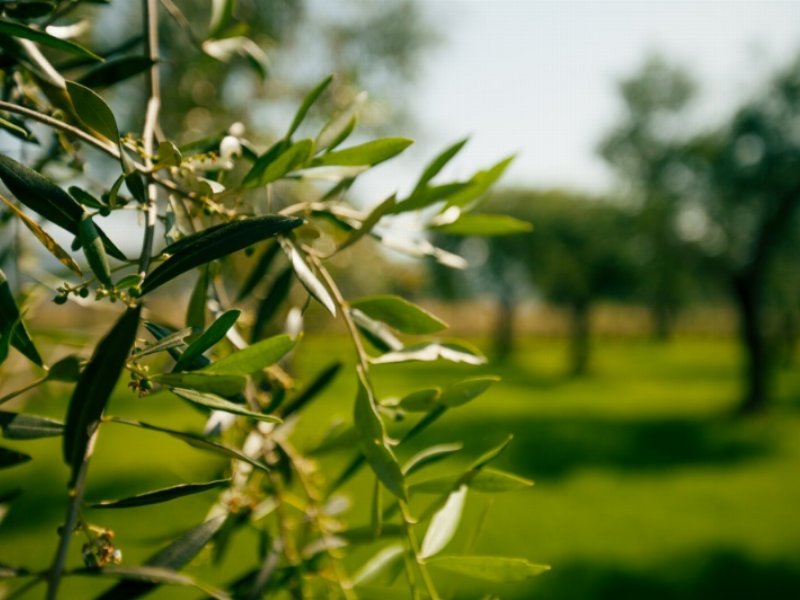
[338,194,395,252]
[286,75,333,139]
[397,388,441,413]
[173,309,240,372]
[242,139,313,188]
[141,216,303,295]
[402,443,461,475]
[443,155,515,209]
[468,468,534,493]
[414,138,469,190]
[350,295,447,334]
[352,544,405,586]
[0,412,63,439]
[420,485,467,559]
[440,376,500,408]
[152,372,245,396]
[432,213,532,236]
[426,555,550,582]
[81,565,228,599]
[63,306,141,483]
[371,342,486,366]
[281,239,336,316]
[201,334,295,376]
[0,18,101,60]
[170,388,281,423]
[133,327,193,359]
[0,269,42,367]
[89,479,229,509]
[312,138,413,167]
[0,194,81,275]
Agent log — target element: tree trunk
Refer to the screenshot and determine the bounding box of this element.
[732,274,769,414]
[494,290,515,361]
[569,301,590,376]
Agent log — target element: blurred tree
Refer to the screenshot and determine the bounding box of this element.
[676,55,800,413]
[435,189,639,375]
[599,55,699,340]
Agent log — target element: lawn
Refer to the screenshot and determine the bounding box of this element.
[1,335,800,598]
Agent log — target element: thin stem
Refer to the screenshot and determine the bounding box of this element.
[138,0,161,279]
[0,375,48,407]
[46,431,96,600]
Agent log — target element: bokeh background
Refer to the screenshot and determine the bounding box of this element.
[2,1,800,598]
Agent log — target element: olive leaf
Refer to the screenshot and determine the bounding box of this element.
[89,479,229,509]
[0,268,43,367]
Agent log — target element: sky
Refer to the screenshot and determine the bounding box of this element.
[359,0,800,200]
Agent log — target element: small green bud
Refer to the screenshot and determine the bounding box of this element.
[79,287,90,298]
[128,285,142,298]
[53,294,67,305]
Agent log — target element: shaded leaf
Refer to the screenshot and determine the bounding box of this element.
[354,372,406,500]
[242,139,313,188]
[108,417,270,473]
[250,266,293,343]
[470,435,513,471]
[0,412,63,439]
[0,445,30,468]
[173,309,240,372]
[152,372,245,396]
[133,327,193,359]
[402,443,461,476]
[279,361,342,419]
[85,565,228,599]
[0,18,101,60]
[201,334,295,376]
[350,295,447,335]
[420,485,467,559]
[440,376,500,408]
[78,215,112,286]
[89,479,229,509]
[0,114,37,142]
[141,215,303,295]
[351,309,403,353]
[68,186,106,210]
[236,241,280,301]
[397,388,441,413]
[185,265,209,331]
[352,544,404,587]
[468,468,534,493]
[286,75,333,139]
[432,213,532,236]
[312,138,413,167]
[66,80,120,144]
[47,355,82,382]
[281,239,336,316]
[0,269,42,367]
[426,555,550,582]
[170,388,281,423]
[0,194,81,275]
[63,306,141,483]
[78,56,155,89]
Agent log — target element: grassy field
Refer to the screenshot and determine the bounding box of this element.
[2,335,800,598]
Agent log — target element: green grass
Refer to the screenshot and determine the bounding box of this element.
[2,335,800,598]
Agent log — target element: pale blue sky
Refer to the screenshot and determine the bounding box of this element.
[360,0,800,199]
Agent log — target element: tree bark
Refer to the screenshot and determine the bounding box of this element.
[732,273,769,414]
[569,301,590,376]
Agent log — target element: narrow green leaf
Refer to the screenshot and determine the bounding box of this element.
[420,485,467,559]
[152,372,245,396]
[185,265,209,331]
[0,114,37,142]
[0,155,125,259]
[109,417,270,473]
[0,18,101,60]
[432,213,532,236]
[352,544,405,587]
[468,468,534,493]
[47,355,82,382]
[402,443,461,476]
[351,309,403,353]
[77,56,155,89]
[0,269,42,367]
[350,295,447,335]
[371,342,486,366]
[201,334,295,376]
[141,216,303,295]
[68,186,106,210]
[0,193,81,275]
[354,372,406,500]
[82,565,228,599]
[397,388,441,413]
[209,0,235,38]
[170,388,281,423]
[287,75,333,139]
[79,215,112,286]
[66,80,120,144]
[392,182,470,215]
[242,139,312,188]
[338,194,396,252]
[89,479,229,509]
[173,309,240,372]
[250,266,293,343]
[0,446,30,468]
[426,556,550,582]
[279,361,342,419]
[133,327,193,359]
[0,412,63,439]
[281,239,336,316]
[470,435,513,471]
[2,2,56,19]
[312,138,413,168]
[236,241,281,301]
[371,477,382,539]
[440,376,500,408]
[443,155,515,209]
[63,306,141,483]
[414,138,469,191]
